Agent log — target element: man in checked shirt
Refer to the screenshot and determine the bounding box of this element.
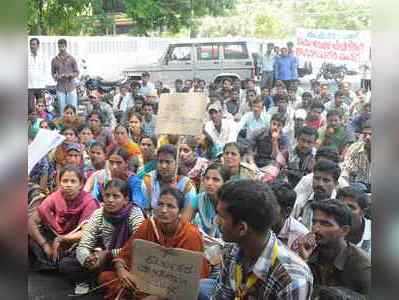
[199,179,313,300]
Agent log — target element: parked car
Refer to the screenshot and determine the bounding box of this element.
[122,38,256,87]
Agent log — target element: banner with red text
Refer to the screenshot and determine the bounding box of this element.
[296,28,371,70]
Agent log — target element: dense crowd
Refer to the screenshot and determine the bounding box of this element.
[28,38,371,299]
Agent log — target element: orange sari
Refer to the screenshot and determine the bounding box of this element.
[99,218,209,299]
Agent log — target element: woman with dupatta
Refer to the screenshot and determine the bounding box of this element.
[99,186,209,300]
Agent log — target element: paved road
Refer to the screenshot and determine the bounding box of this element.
[29,271,103,300]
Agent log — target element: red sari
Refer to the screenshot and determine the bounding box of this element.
[99,218,210,299]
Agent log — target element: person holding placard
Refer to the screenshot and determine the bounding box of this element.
[99,186,209,300]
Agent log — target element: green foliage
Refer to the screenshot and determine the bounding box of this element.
[27,0,114,35]
[123,0,236,36]
[294,0,371,31]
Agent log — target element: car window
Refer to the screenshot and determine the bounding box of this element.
[223,43,249,59]
[168,46,192,62]
[197,44,219,60]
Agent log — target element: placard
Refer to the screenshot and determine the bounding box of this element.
[156,93,207,136]
[131,239,203,300]
[296,28,371,70]
[28,128,65,175]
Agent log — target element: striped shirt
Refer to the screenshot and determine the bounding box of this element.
[213,231,313,299]
[76,206,144,266]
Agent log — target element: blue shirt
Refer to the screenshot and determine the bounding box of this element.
[274,55,298,80]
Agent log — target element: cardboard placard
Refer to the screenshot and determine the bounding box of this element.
[156,93,207,136]
[131,239,203,300]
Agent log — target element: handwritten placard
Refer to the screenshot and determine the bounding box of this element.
[296,28,371,69]
[156,93,207,136]
[131,239,203,300]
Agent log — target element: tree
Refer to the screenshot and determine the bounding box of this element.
[123,0,236,36]
[294,0,371,31]
[27,0,116,35]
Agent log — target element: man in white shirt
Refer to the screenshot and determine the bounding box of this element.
[204,102,238,149]
[113,84,134,123]
[293,147,349,222]
[28,38,47,113]
[139,71,156,96]
[238,96,271,140]
[261,43,275,89]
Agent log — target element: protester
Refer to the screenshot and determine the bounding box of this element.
[208,180,313,299]
[298,199,371,297]
[274,47,298,90]
[284,126,317,187]
[337,186,371,255]
[261,42,275,89]
[222,142,256,180]
[70,179,144,294]
[238,96,271,140]
[204,102,238,150]
[294,159,341,229]
[86,110,114,148]
[141,103,157,137]
[134,144,197,213]
[28,37,46,114]
[341,121,371,189]
[51,39,79,114]
[112,84,134,123]
[108,124,142,165]
[127,111,144,144]
[316,109,354,157]
[53,104,83,131]
[182,163,229,238]
[99,187,209,299]
[86,90,117,129]
[270,181,309,253]
[28,165,99,271]
[178,136,209,189]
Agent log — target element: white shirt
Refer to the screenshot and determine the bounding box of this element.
[292,172,349,220]
[262,53,276,72]
[113,93,134,112]
[278,216,309,250]
[139,82,156,96]
[204,118,239,147]
[238,109,271,140]
[357,218,371,256]
[28,51,47,89]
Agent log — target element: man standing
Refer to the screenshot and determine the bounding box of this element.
[261,42,275,89]
[28,38,47,114]
[51,39,79,114]
[212,180,313,299]
[274,47,298,90]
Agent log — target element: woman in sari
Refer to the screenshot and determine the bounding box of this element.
[28,165,99,271]
[99,186,209,300]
